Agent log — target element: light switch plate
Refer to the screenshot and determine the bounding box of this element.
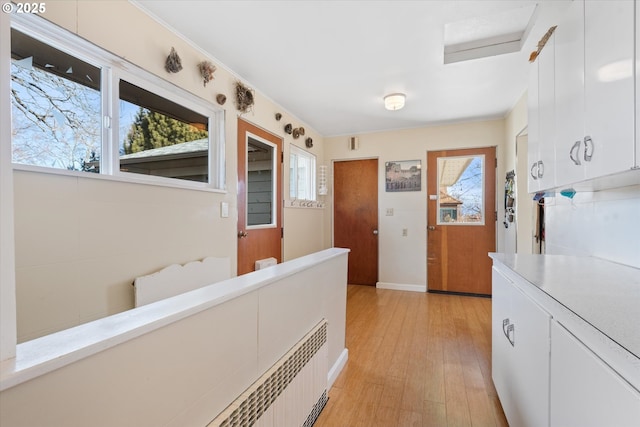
[220,202,229,218]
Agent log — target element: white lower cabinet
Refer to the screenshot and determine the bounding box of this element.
[550,322,640,427]
[493,262,640,427]
[492,267,551,427]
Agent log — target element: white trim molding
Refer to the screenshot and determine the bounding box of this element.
[376,282,427,293]
[0,6,17,362]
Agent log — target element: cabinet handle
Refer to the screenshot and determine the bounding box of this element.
[502,318,515,347]
[530,163,538,180]
[570,140,582,165]
[537,160,544,179]
[583,136,594,162]
[507,324,515,347]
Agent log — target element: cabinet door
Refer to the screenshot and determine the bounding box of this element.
[550,322,640,427]
[492,267,551,427]
[537,32,556,191]
[492,268,515,417]
[554,0,585,186]
[527,59,540,193]
[509,285,551,427]
[584,0,635,178]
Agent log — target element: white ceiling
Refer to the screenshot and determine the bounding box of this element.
[134,1,569,137]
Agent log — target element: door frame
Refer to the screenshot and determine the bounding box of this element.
[237,118,283,275]
[426,145,497,296]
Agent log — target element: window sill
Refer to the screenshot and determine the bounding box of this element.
[12,163,227,194]
[286,199,325,209]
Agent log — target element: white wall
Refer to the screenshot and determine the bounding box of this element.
[545,185,640,268]
[8,0,327,342]
[324,120,506,291]
[502,93,531,254]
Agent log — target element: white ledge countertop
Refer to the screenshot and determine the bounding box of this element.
[489,253,640,361]
[0,247,350,392]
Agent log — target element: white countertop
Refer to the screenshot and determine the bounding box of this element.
[489,253,640,361]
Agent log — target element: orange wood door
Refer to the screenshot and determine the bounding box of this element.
[427,147,496,295]
[333,159,378,285]
[237,119,282,275]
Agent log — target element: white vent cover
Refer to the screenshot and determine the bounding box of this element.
[208,320,328,427]
[255,257,277,270]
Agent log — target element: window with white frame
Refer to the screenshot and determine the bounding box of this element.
[9,17,225,190]
[289,145,316,201]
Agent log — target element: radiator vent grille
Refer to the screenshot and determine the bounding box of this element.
[209,320,328,427]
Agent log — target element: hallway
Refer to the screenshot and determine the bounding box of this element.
[315,285,508,427]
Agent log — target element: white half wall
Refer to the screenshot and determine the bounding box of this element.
[0,248,348,427]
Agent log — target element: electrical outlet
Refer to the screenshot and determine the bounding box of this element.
[386,208,394,216]
[402,228,408,237]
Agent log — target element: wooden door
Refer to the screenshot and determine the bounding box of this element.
[427,147,496,295]
[237,118,282,275]
[333,159,378,285]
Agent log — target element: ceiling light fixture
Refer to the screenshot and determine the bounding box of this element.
[384,93,405,111]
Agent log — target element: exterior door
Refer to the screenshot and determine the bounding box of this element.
[333,159,378,285]
[427,147,496,295]
[237,118,282,275]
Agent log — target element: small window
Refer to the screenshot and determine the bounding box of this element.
[10,29,102,172]
[118,80,209,183]
[289,145,316,201]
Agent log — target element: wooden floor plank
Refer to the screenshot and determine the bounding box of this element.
[314,286,508,427]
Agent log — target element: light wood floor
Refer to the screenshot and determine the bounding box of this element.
[315,285,508,427]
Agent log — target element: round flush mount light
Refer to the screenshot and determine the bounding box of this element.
[384,93,406,111]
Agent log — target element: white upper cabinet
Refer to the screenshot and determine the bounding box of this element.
[554,0,585,186]
[527,47,540,193]
[582,0,635,179]
[529,33,556,193]
[529,0,637,191]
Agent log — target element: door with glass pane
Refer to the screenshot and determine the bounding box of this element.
[427,147,496,295]
[237,119,282,275]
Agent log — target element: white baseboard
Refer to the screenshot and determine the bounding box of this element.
[376,282,426,293]
[327,348,348,389]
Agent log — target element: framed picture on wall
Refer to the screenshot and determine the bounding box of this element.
[385,160,421,192]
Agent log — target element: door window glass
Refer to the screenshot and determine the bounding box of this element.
[437,155,485,225]
[247,136,276,227]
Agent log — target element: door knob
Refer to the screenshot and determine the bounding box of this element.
[237,230,248,238]
[428,226,436,231]
[373,229,378,235]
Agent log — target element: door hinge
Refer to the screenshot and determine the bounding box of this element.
[281,152,284,163]
[281,228,284,238]
[495,158,498,168]
[495,211,498,221]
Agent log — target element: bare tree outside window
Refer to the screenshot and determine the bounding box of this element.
[438,156,484,224]
[10,38,102,172]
